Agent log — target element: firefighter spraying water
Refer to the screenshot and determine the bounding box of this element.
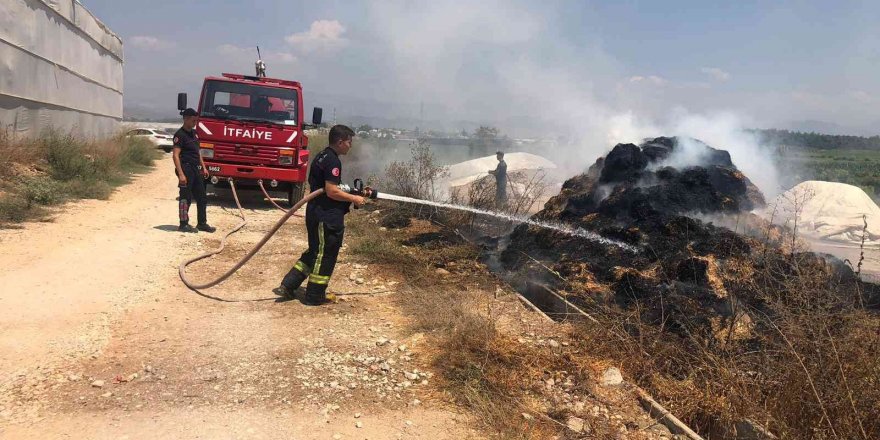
[177,173,377,293]
[273,125,369,305]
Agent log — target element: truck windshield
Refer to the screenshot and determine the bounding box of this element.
[200,80,298,125]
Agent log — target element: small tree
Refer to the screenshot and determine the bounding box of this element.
[474,126,500,140]
[469,126,509,158]
[381,139,449,201]
[447,169,549,234]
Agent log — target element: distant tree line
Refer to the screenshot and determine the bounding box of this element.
[751,129,880,150]
[469,126,511,157]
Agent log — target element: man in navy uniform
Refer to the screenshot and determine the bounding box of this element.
[488,151,508,208]
[172,108,216,233]
[275,125,366,305]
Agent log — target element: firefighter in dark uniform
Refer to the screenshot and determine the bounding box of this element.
[172,108,216,233]
[488,150,508,208]
[275,125,366,305]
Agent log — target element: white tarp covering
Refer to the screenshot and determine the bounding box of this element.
[444,152,560,214]
[121,122,180,132]
[763,181,880,245]
[0,0,123,138]
[446,152,557,188]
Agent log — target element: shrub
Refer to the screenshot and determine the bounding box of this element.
[380,139,449,201]
[0,129,159,225]
[118,135,157,168]
[19,176,63,206]
[0,196,38,223]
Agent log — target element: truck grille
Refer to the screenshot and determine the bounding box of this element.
[213,144,280,165]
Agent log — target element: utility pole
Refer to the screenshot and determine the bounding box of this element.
[333,107,337,126]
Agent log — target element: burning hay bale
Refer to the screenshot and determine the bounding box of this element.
[501,136,880,438]
[552,137,764,222]
[506,136,765,288]
[501,137,777,348]
[502,137,867,330]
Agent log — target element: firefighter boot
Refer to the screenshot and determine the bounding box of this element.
[197,223,217,233]
[302,282,336,306]
[277,262,310,298]
[178,223,198,233]
[282,269,306,289]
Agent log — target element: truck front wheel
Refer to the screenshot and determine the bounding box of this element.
[288,183,305,207]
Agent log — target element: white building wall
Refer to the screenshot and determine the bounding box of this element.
[0,0,123,138]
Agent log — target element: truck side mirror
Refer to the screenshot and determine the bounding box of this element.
[177,93,187,111]
[312,107,323,126]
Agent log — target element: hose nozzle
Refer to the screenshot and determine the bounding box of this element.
[345,178,378,199]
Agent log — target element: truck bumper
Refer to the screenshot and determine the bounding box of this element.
[204,161,306,183]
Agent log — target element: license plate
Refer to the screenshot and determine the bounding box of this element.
[208,166,221,172]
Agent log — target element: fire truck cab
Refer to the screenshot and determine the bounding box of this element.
[177,68,322,206]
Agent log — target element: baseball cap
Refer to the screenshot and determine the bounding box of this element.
[180,108,198,117]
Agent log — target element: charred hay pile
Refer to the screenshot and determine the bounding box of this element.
[502,136,864,340]
[500,137,880,438]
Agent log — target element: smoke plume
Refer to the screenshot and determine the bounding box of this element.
[351,1,783,198]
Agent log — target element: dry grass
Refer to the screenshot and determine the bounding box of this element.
[346,215,552,438]
[345,214,640,439]
[405,283,549,439]
[0,129,159,225]
[565,232,880,439]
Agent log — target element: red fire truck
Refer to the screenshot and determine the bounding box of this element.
[176,61,322,206]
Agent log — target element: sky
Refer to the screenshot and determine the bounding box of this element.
[83,0,880,136]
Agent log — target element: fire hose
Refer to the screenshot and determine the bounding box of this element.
[257,179,300,214]
[179,178,375,291]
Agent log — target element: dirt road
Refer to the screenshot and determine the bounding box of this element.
[0,155,478,439]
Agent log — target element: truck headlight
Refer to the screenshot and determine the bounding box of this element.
[200,148,214,159]
[279,155,293,165]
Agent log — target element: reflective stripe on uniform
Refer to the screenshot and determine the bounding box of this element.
[313,222,326,276]
[309,274,330,285]
[293,260,311,274]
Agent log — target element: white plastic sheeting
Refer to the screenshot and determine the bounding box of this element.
[121,122,180,132]
[763,181,880,245]
[0,0,123,138]
[446,152,557,188]
[444,152,559,214]
[762,180,880,281]
[1,94,120,137]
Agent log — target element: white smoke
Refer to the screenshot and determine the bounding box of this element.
[353,1,782,198]
[650,137,719,171]
[600,110,782,198]
[606,112,661,147]
[670,111,781,198]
